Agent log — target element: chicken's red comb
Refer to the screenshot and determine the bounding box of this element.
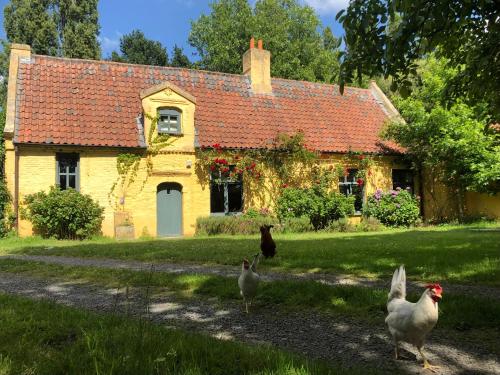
[425,283,443,292]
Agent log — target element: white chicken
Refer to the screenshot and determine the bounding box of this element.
[238,253,261,313]
[386,265,443,372]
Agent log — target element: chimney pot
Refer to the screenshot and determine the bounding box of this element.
[258,39,263,49]
[250,37,255,49]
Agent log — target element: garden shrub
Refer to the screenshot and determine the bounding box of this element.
[322,218,354,232]
[22,186,104,239]
[277,187,355,230]
[363,188,420,227]
[196,215,275,235]
[356,217,385,232]
[280,217,314,233]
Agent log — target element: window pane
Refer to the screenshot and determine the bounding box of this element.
[59,163,67,174]
[158,121,169,132]
[348,169,358,182]
[69,175,76,189]
[352,185,363,212]
[210,183,225,213]
[227,183,243,213]
[59,175,67,190]
[392,169,414,192]
[339,184,350,196]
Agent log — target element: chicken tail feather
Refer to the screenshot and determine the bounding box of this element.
[388,265,406,301]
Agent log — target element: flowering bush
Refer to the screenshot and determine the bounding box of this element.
[363,188,420,227]
[277,187,355,230]
[198,143,261,181]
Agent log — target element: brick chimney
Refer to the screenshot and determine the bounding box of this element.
[243,38,272,94]
[4,44,31,136]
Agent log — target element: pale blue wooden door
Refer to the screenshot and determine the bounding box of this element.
[157,183,182,236]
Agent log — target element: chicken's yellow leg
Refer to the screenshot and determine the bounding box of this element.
[418,347,440,373]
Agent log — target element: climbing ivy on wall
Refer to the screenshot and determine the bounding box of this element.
[109,113,177,210]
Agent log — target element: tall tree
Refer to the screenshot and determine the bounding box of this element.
[111,30,168,66]
[3,0,100,59]
[3,0,58,55]
[383,57,500,219]
[189,0,253,74]
[170,45,192,68]
[57,0,100,59]
[336,0,500,118]
[189,0,340,82]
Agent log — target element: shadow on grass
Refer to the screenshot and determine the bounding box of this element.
[5,226,500,285]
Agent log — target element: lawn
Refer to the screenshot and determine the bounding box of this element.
[0,293,375,375]
[1,224,499,285]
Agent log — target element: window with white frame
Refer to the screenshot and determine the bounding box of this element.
[392,169,414,193]
[157,108,181,135]
[56,153,79,190]
[210,167,243,214]
[339,168,363,212]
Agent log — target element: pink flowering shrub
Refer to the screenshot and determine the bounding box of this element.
[363,187,420,227]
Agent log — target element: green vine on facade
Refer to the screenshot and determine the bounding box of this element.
[110,113,177,209]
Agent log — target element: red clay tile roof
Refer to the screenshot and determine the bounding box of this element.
[14,55,399,153]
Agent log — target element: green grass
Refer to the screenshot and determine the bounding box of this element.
[1,224,499,285]
[0,293,380,375]
[1,259,499,332]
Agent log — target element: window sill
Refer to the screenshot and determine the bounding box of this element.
[210,212,243,216]
[158,132,183,137]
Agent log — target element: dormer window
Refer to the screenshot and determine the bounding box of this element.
[158,108,181,135]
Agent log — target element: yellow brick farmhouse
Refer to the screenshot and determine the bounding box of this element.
[3,42,499,238]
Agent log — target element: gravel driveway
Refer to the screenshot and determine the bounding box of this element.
[0,270,498,375]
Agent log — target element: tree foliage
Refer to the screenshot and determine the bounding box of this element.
[111,30,168,66]
[337,0,500,118]
[170,45,192,68]
[189,0,341,83]
[383,57,500,215]
[3,0,100,58]
[57,0,100,59]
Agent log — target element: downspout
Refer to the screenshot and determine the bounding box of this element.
[14,145,19,232]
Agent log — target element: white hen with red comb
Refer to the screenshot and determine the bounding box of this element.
[238,254,261,313]
[386,265,443,372]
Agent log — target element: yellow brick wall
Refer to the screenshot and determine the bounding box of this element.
[465,192,500,218]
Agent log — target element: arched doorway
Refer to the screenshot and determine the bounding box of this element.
[157,183,182,237]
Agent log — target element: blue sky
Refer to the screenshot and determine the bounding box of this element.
[0,0,347,59]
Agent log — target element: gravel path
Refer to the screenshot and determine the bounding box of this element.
[4,254,500,300]
[0,272,498,374]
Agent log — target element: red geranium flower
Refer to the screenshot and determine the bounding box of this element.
[357,178,364,186]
